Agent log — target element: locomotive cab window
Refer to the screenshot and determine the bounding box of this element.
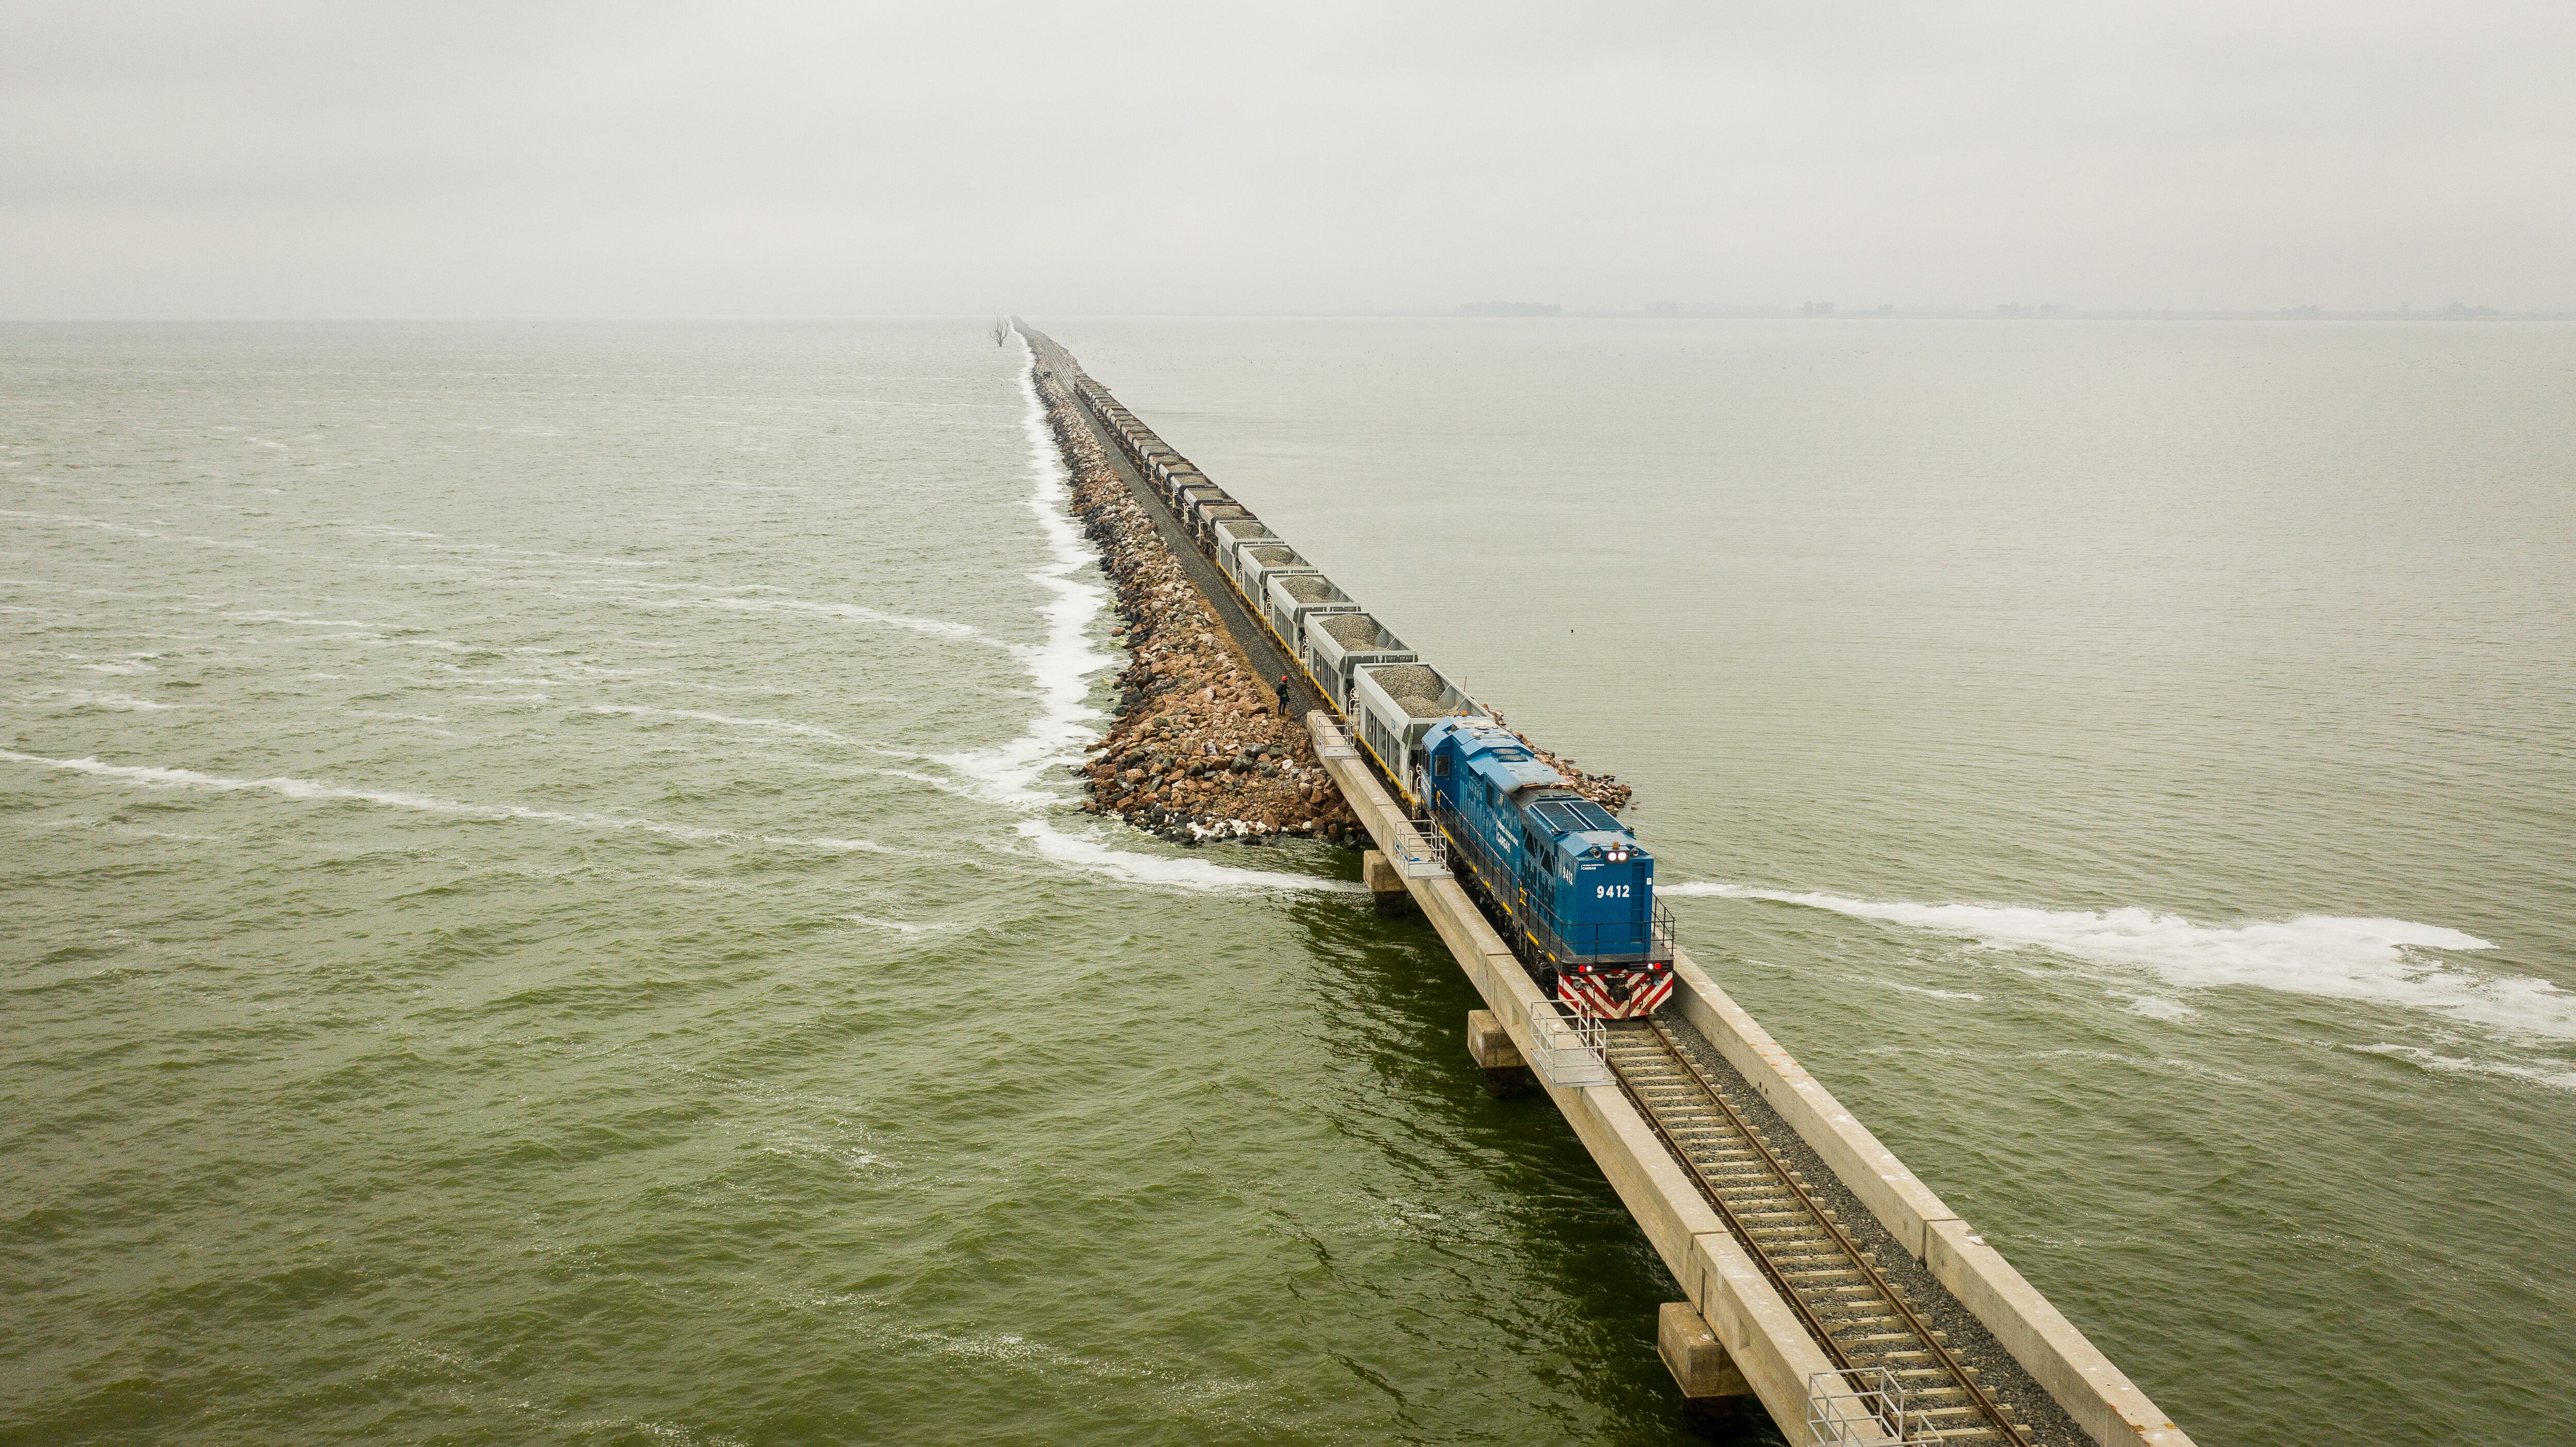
[1433,755,1449,777]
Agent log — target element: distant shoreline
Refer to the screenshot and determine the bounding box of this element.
[3,308,2571,323]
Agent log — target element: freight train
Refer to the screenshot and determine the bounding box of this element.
[1062,363,1674,1019]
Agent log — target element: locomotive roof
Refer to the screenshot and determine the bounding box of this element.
[1524,793,1635,846]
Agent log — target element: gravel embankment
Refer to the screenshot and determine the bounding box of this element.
[1033,367,1364,845]
[1033,359,1633,831]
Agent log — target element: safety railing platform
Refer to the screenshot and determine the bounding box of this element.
[1524,996,1613,1088]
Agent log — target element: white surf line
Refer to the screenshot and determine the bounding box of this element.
[1665,881,2574,1044]
[10,690,181,712]
[581,706,974,799]
[690,592,988,640]
[0,507,285,554]
[1016,820,1366,894]
[971,345,1358,898]
[841,912,959,936]
[321,521,670,569]
[585,704,898,746]
[0,750,892,855]
[223,610,377,628]
[2350,1044,2576,1095]
[933,335,1120,807]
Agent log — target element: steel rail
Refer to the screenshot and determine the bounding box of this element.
[1603,1026,1861,1371]
[1611,1017,2029,1444]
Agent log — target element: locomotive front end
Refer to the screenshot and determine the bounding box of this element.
[1541,815,1674,1019]
[1421,720,1675,1021]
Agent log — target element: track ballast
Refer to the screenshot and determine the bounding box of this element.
[1601,1018,2034,1444]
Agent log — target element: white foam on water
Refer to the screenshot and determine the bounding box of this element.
[2122,995,2198,1022]
[224,610,375,628]
[2351,1044,2576,1094]
[0,508,163,539]
[336,523,669,570]
[0,749,891,855]
[1018,819,1364,894]
[841,913,953,936]
[586,704,922,756]
[855,766,987,801]
[1875,979,1986,1003]
[1666,881,2571,1044]
[584,707,965,796]
[15,689,179,712]
[800,837,895,855]
[694,592,984,639]
[932,337,1118,807]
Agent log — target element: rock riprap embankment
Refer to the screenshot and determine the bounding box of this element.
[1037,371,1365,845]
[1032,360,1633,836]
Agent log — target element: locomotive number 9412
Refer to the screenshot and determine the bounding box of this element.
[1595,884,1632,899]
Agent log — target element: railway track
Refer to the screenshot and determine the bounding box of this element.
[1601,1018,2033,1444]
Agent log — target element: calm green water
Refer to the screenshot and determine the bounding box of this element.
[5,318,2571,1445]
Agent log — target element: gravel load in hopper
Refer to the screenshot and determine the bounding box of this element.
[1367,663,1482,719]
[1321,612,1402,649]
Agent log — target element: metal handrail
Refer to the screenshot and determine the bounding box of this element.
[1806,1366,1948,1444]
[1523,996,1611,1087]
[1390,818,1448,878]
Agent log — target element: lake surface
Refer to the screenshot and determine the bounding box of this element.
[4,317,2570,1445]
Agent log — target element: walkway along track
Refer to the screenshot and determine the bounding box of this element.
[1605,1019,2026,1443]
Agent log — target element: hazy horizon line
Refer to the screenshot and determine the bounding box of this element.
[6,305,2574,325]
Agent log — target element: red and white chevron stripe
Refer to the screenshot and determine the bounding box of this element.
[1556,969,1676,1020]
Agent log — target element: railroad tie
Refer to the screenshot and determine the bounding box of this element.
[1601,1018,2030,1445]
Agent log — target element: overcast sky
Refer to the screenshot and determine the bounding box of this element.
[5,1,2571,316]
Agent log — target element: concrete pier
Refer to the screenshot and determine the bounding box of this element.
[1464,1008,1527,1096]
[1361,848,1411,915]
[1659,1301,1756,1418]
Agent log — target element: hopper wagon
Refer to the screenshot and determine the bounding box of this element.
[1231,542,1312,607]
[1265,572,1360,652]
[1304,611,1417,710]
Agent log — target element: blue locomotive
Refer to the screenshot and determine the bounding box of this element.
[1421,718,1674,1018]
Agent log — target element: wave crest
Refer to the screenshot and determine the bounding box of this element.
[1665,881,2573,1043]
